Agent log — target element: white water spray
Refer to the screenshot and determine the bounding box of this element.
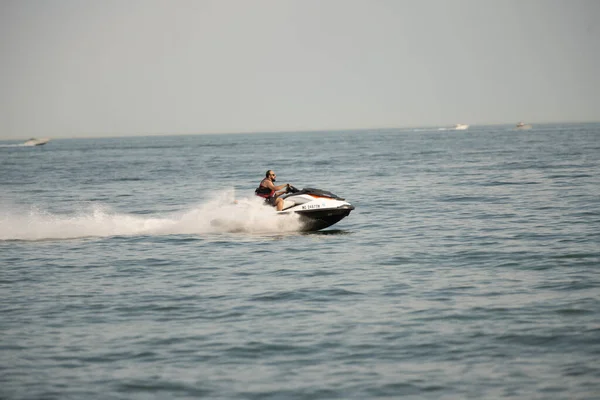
[0,191,303,241]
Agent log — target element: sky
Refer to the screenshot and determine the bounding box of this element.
[1,0,599,139]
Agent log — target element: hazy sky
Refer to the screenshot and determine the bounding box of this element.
[1,0,599,139]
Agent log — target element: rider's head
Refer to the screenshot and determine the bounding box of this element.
[266,170,276,182]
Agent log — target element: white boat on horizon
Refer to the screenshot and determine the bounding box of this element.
[23,138,51,146]
[516,122,532,130]
[453,124,469,130]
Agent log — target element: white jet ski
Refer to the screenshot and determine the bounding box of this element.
[276,185,355,231]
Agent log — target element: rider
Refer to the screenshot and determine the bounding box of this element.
[255,170,290,211]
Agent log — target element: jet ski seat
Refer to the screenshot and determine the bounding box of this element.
[282,199,296,210]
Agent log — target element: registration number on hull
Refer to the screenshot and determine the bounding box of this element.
[301,204,321,210]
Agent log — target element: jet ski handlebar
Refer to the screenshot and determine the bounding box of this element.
[286,184,300,193]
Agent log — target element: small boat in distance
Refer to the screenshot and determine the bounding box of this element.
[516,122,532,130]
[454,124,469,130]
[23,138,51,146]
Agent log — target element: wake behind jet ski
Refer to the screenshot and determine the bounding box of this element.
[275,185,355,231]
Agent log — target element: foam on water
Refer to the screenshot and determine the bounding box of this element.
[0,191,303,241]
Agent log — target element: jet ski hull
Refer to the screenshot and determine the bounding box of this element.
[294,205,355,231]
[277,187,355,231]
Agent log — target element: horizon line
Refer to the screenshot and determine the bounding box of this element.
[1,120,598,141]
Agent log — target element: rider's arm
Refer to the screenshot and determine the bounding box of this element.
[263,181,288,191]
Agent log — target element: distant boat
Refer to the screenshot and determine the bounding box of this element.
[516,122,532,130]
[23,138,50,146]
[453,124,469,130]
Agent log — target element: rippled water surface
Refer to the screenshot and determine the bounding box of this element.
[1,124,599,399]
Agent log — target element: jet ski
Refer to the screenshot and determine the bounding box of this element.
[276,185,355,231]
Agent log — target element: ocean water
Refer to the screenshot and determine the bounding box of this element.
[1,124,599,399]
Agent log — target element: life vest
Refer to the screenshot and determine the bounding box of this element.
[255,180,275,199]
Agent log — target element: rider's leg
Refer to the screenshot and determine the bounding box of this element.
[275,197,284,211]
